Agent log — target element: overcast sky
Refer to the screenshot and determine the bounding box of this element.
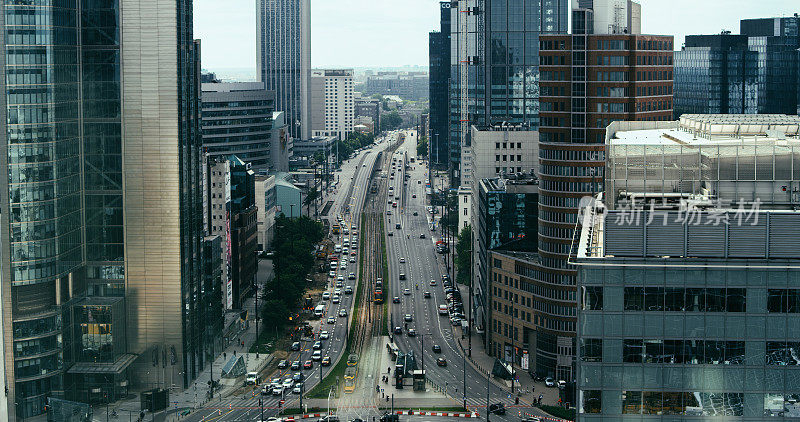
[193,0,798,71]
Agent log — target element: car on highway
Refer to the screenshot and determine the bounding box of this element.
[291,342,301,351]
[399,257,405,263]
[450,317,461,326]
[337,276,345,283]
[404,314,413,322]
[329,271,336,278]
[246,372,260,385]
[327,316,336,324]
[293,385,302,394]
[282,378,294,389]
[312,350,322,361]
[412,194,416,198]
[429,279,437,286]
[322,292,331,300]
[332,295,340,304]
[545,377,555,387]
[407,328,416,336]
[271,386,284,396]
[393,326,403,335]
[386,210,392,215]
[345,286,353,294]
[321,356,331,366]
[388,231,393,236]
[350,250,357,256]
[277,359,288,369]
[436,357,447,367]
[339,309,348,317]
[291,360,301,370]
[320,331,329,340]
[419,233,425,238]
[395,223,401,229]
[399,273,406,280]
[304,360,314,369]
[348,272,356,280]
[438,304,449,315]
[403,288,411,295]
[349,257,356,263]
[393,296,400,303]
[432,344,442,353]
[313,341,322,350]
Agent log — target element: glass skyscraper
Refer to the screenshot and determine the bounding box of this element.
[0,0,212,419]
[257,0,311,140]
[448,0,568,186]
[429,1,452,167]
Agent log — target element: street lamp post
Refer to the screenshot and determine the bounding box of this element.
[486,371,491,422]
[462,352,467,409]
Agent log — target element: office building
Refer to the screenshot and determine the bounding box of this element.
[363,72,429,101]
[257,0,312,139]
[673,15,800,118]
[474,176,539,351]
[310,69,355,140]
[201,82,290,172]
[255,174,278,251]
[448,0,568,186]
[354,94,381,135]
[574,114,800,420]
[673,34,758,117]
[274,172,304,218]
[576,0,641,35]
[521,2,672,381]
[468,126,539,187]
[203,156,257,310]
[0,1,211,418]
[429,1,452,167]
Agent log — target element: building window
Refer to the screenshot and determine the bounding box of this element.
[580,338,602,362]
[581,286,603,310]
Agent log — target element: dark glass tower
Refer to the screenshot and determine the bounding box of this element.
[448,0,568,186]
[429,1,452,167]
[257,0,311,140]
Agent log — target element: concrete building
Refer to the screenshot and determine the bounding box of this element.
[429,1,452,167]
[310,69,355,141]
[204,157,233,308]
[523,2,673,381]
[467,126,539,188]
[292,135,337,159]
[255,174,278,251]
[0,2,211,418]
[577,0,641,35]
[363,72,429,101]
[201,82,290,172]
[274,172,305,218]
[257,0,311,139]
[354,94,381,135]
[673,16,800,118]
[473,176,539,348]
[574,114,800,420]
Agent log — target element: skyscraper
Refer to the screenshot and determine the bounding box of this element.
[448,0,569,187]
[257,0,312,140]
[429,1,452,167]
[0,0,210,419]
[310,69,355,141]
[673,15,800,118]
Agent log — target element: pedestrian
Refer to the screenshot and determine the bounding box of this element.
[223,352,226,360]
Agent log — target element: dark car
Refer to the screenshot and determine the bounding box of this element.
[392,296,401,303]
[489,403,506,415]
[432,344,442,353]
[394,326,403,335]
[407,328,416,336]
[419,233,425,239]
[424,291,431,298]
[412,211,418,216]
[436,357,447,366]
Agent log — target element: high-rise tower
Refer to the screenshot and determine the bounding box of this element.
[257,0,312,140]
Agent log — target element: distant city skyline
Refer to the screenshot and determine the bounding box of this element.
[194,0,797,70]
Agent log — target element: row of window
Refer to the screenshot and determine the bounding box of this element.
[582,390,743,416]
[635,99,672,112]
[637,70,673,81]
[635,54,672,66]
[582,286,749,312]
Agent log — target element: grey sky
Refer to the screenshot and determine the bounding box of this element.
[193,0,798,71]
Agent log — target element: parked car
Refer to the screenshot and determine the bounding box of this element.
[545,377,556,387]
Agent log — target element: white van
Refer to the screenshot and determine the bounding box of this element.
[438,304,449,315]
[314,304,325,318]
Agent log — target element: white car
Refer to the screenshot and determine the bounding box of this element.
[403,288,411,295]
[349,257,356,263]
[322,292,331,300]
[332,295,340,304]
[283,378,294,388]
[340,263,347,270]
[399,257,405,263]
[545,377,555,387]
[339,309,348,317]
[337,275,344,282]
[327,316,336,324]
[272,386,284,396]
[311,350,322,361]
[320,331,329,340]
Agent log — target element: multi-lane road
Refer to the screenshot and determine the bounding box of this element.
[185,133,397,422]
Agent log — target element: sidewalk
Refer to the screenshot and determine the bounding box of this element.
[108,262,275,419]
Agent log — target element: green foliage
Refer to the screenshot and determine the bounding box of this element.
[536,404,575,421]
[332,132,376,164]
[416,136,428,157]
[380,111,402,131]
[262,215,324,331]
[312,150,325,165]
[455,225,472,286]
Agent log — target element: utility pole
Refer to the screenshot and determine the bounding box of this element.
[486,371,491,422]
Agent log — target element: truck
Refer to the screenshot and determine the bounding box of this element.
[332,223,341,235]
[314,304,325,319]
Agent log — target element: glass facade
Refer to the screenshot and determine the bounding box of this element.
[577,264,800,420]
[448,0,567,186]
[429,1,451,167]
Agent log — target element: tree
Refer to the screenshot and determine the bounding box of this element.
[416,136,428,157]
[261,299,291,329]
[380,111,402,131]
[304,186,320,216]
[312,150,325,166]
[455,226,472,286]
